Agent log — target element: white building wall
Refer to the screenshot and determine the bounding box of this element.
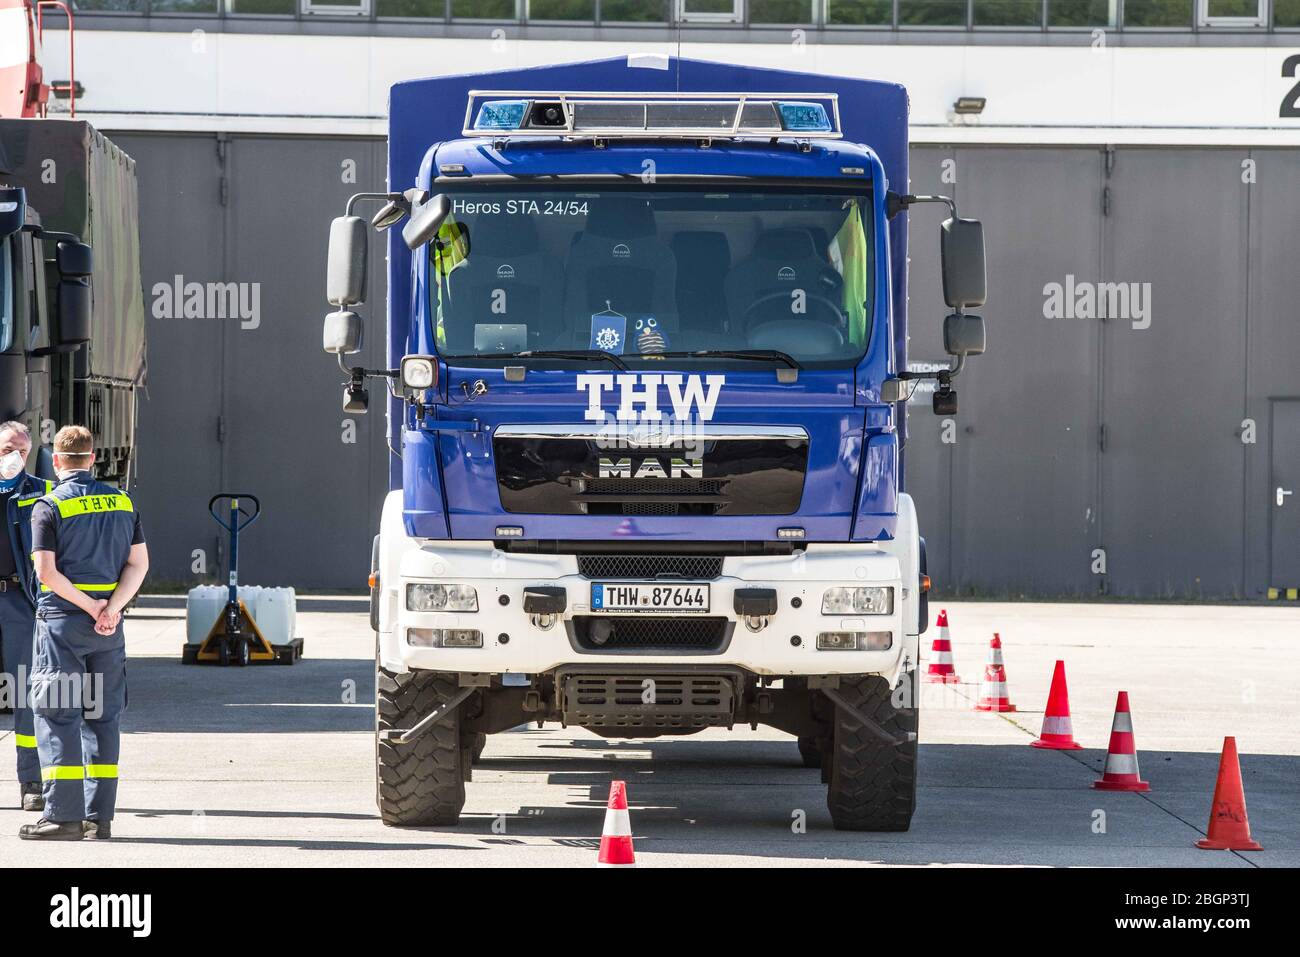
[41,30,1300,144]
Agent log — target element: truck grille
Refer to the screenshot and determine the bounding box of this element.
[571,615,731,653]
[583,478,725,497]
[577,554,724,580]
[558,672,737,729]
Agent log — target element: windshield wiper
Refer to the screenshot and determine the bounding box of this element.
[446,350,629,371]
[636,349,803,370]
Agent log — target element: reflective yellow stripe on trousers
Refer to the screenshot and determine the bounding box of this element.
[41,765,118,780]
[14,734,37,749]
[42,766,85,781]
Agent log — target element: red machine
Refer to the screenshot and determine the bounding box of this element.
[1,0,75,119]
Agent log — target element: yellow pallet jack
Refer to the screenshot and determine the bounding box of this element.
[182,493,303,666]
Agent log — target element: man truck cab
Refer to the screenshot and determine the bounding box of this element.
[322,64,986,832]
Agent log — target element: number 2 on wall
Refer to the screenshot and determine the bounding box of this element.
[1281,54,1300,119]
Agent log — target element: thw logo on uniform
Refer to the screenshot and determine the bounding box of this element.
[576,373,725,423]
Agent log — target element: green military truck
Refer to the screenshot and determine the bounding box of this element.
[0,118,145,484]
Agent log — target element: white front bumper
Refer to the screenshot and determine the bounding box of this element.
[378,540,917,680]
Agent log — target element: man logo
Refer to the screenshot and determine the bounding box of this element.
[777,266,797,281]
[612,243,631,259]
[577,373,725,423]
[599,456,704,479]
[496,264,515,279]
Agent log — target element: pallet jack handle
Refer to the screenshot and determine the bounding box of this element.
[209,493,260,605]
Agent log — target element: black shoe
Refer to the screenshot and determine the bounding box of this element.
[20,782,44,813]
[82,820,112,840]
[18,819,83,841]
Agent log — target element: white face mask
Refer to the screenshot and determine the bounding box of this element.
[0,450,24,481]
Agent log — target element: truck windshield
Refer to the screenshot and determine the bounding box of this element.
[429,185,873,368]
[0,236,13,353]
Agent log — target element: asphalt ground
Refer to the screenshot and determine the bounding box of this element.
[1,599,1295,867]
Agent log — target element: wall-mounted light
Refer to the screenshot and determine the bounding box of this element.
[952,97,987,115]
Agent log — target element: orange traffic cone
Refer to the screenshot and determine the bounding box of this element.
[974,634,1016,712]
[1196,737,1263,851]
[1092,691,1149,791]
[1031,660,1083,750]
[924,609,961,684]
[597,780,636,866]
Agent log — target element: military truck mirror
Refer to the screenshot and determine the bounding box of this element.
[371,200,407,231]
[402,194,451,251]
[57,278,92,349]
[56,241,93,278]
[940,217,986,309]
[323,309,364,355]
[327,215,368,307]
[943,313,986,357]
[0,187,25,236]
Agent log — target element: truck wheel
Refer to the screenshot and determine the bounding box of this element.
[469,732,487,762]
[796,736,821,769]
[825,672,918,832]
[375,667,465,827]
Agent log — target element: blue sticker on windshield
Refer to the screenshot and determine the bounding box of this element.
[590,305,626,355]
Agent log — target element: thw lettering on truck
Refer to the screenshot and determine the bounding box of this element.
[576,373,726,422]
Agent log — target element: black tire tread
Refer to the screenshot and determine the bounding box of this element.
[826,672,918,832]
[376,668,465,827]
[796,735,822,769]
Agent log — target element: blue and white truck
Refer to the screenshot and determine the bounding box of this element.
[322,57,986,832]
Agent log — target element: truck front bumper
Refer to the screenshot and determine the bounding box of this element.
[380,541,917,681]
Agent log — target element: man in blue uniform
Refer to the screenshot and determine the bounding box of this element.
[20,426,148,841]
[0,421,52,811]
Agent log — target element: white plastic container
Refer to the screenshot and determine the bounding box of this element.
[185,584,297,646]
[250,587,296,647]
[184,585,227,645]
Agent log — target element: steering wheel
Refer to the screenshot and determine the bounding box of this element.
[742,291,847,335]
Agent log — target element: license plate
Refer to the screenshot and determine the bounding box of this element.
[590,582,711,614]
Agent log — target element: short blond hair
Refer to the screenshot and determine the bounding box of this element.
[53,425,94,459]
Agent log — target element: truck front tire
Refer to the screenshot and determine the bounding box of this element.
[375,667,466,827]
[825,672,918,832]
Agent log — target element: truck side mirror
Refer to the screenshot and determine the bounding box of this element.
[323,309,364,355]
[943,313,985,357]
[0,187,26,236]
[940,217,986,309]
[56,240,92,278]
[402,194,451,251]
[57,277,92,349]
[327,215,368,307]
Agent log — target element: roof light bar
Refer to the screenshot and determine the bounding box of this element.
[462,91,842,141]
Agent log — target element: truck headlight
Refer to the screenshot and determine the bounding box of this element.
[407,628,483,648]
[816,631,892,651]
[406,583,478,612]
[401,355,437,390]
[821,586,893,615]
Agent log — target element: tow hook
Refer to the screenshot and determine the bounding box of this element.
[524,586,566,631]
[821,686,917,748]
[379,686,476,745]
[734,588,778,633]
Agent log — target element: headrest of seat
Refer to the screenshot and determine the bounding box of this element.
[464,213,540,257]
[581,197,657,240]
[751,228,820,261]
